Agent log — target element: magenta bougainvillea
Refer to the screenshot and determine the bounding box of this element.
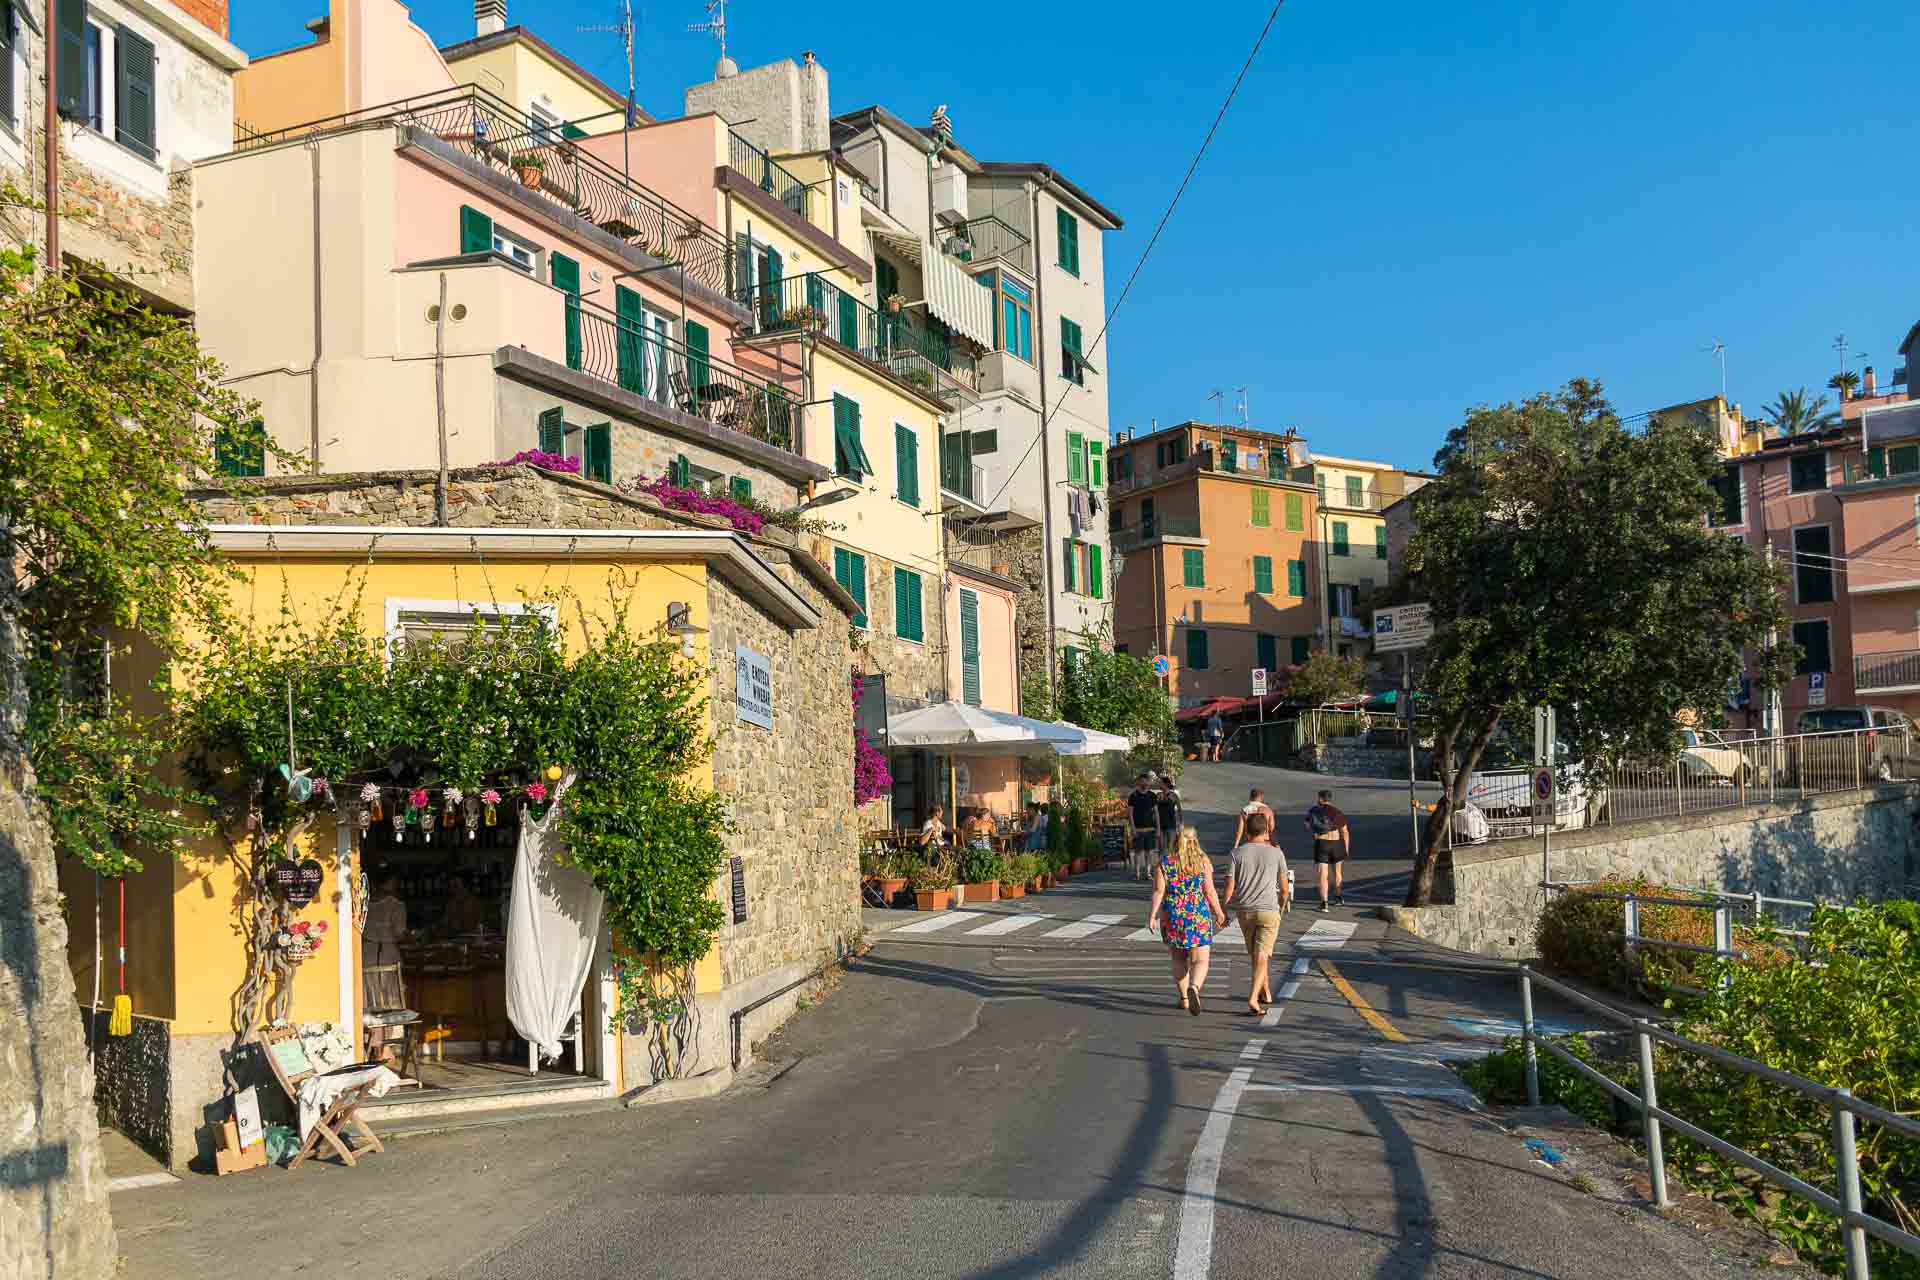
[638,475,765,535]
[852,675,892,807]
[483,449,581,475]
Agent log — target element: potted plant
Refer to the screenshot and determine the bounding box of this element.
[885,292,905,315]
[910,857,953,912]
[956,847,1000,905]
[904,367,936,392]
[511,152,545,189]
[999,855,1028,900]
[876,852,912,904]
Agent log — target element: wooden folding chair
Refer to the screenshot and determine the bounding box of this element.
[259,1026,386,1170]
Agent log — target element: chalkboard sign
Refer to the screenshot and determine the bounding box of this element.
[1099,826,1126,862]
[729,856,747,924]
[268,1036,313,1081]
[270,858,324,906]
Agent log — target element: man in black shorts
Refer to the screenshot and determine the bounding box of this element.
[1126,773,1161,880]
[1303,788,1350,911]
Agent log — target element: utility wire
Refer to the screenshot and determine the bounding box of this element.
[974,0,1287,515]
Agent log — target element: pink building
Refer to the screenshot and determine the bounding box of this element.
[1834,393,1920,715]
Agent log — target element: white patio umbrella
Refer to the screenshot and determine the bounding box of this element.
[888,702,1081,757]
[1049,720,1131,756]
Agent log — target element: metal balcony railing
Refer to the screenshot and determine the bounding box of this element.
[1855,649,1920,692]
[741,272,977,391]
[1316,482,1402,512]
[1110,515,1203,551]
[571,296,799,452]
[938,215,1034,277]
[728,131,811,222]
[235,86,736,300]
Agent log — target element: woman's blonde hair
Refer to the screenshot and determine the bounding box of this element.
[1169,826,1210,879]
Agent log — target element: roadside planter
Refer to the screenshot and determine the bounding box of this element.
[914,888,952,911]
[958,880,999,905]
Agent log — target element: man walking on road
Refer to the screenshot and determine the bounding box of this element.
[1205,710,1226,761]
[1126,773,1160,880]
[1222,811,1287,1015]
[1232,787,1275,849]
[1304,788,1350,911]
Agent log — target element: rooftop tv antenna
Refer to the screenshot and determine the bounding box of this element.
[1704,339,1726,402]
[1834,333,1868,378]
[691,0,734,78]
[1234,385,1249,426]
[578,0,638,180]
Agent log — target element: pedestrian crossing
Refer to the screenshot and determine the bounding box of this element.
[883,910,1361,949]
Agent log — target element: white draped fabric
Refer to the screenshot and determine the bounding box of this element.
[505,774,603,1062]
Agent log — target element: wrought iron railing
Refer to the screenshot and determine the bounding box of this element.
[939,215,1034,277]
[1110,515,1202,551]
[741,271,976,388]
[571,296,799,452]
[728,130,811,222]
[1855,649,1920,692]
[234,86,735,300]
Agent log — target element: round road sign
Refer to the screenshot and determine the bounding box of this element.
[1532,767,1556,803]
[1151,655,1171,677]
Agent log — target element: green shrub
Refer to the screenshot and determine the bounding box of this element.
[1458,1035,1617,1130]
[1046,802,1067,864]
[1064,805,1089,862]
[1534,876,1764,1000]
[957,847,999,885]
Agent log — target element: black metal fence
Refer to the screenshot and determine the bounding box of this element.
[728,130,811,222]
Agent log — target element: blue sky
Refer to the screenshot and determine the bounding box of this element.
[235,1,1920,472]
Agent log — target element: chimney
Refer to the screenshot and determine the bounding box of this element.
[1864,365,1878,397]
[476,0,506,37]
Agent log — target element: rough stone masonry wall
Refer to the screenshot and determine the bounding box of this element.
[1,769,117,1278]
[57,140,197,311]
[1390,786,1918,959]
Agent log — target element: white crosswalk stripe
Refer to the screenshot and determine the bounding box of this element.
[1042,913,1127,940]
[1298,920,1357,950]
[889,910,986,934]
[964,913,1055,936]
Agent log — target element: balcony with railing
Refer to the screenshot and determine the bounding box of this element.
[236,87,737,302]
[741,271,978,405]
[1316,479,1409,512]
[1855,649,1920,693]
[1110,514,1204,552]
[728,131,812,223]
[937,215,1034,278]
[1109,445,1314,497]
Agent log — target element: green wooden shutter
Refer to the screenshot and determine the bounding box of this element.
[1087,439,1104,488]
[55,0,86,119]
[1251,489,1270,527]
[1056,207,1079,275]
[895,423,919,507]
[1893,445,1920,476]
[584,423,612,483]
[460,205,494,255]
[685,320,710,391]
[1290,636,1310,664]
[671,453,691,487]
[615,286,646,393]
[1253,555,1273,594]
[537,406,564,455]
[894,568,924,642]
[0,6,14,131]
[734,233,754,307]
[215,420,266,477]
[550,253,582,371]
[1185,629,1208,670]
[1062,537,1076,593]
[1257,633,1278,674]
[1066,431,1085,484]
[834,548,868,628]
[1332,521,1350,555]
[1222,440,1238,473]
[1284,492,1304,531]
[1087,543,1103,600]
[1267,450,1285,479]
[833,395,873,479]
[115,26,156,158]
[561,120,588,140]
[959,588,981,705]
[1060,317,1084,383]
[1287,559,1305,596]
[838,290,859,348]
[1183,548,1205,588]
[1375,526,1388,560]
[876,258,899,302]
[730,475,752,503]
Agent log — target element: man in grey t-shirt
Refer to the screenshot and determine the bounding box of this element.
[1221,812,1289,1014]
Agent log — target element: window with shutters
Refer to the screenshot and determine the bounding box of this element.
[1251,489,1270,527]
[1087,543,1103,601]
[1709,465,1742,527]
[1061,537,1076,593]
[1168,436,1188,465]
[77,21,102,132]
[1789,451,1828,493]
[1257,633,1278,674]
[1284,492,1304,532]
[1060,317,1085,384]
[833,394,872,480]
[894,423,920,507]
[1290,636,1310,664]
[1252,555,1274,595]
[1140,498,1156,539]
[1791,620,1831,676]
[583,423,611,483]
[1793,525,1833,603]
[894,568,924,643]
[833,547,869,628]
[730,476,752,503]
[550,253,582,370]
[1087,439,1104,489]
[1185,628,1209,670]
[214,420,265,477]
[1345,475,1364,508]
[1893,445,1920,476]
[1221,439,1238,473]
[1267,450,1286,480]
[959,589,982,704]
[113,24,155,159]
[536,406,565,455]
[1332,522,1350,556]
[1374,526,1388,560]
[1056,207,1080,276]
[0,1,17,131]
[1066,432,1085,485]
[1286,559,1305,597]
[1182,548,1205,588]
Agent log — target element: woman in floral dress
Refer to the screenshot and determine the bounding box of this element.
[1146,826,1226,1015]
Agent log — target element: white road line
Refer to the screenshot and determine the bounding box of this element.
[965,913,1055,936]
[1259,1002,1286,1028]
[1238,1039,1269,1061]
[1242,1083,1482,1108]
[1275,979,1300,1002]
[889,911,986,934]
[1123,925,1158,941]
[1042,913,1126,940]
[1289,957,1311,976]
[1173,1065,1254,1280]
[108,1171,179,1193]
[1297,920,1357,950]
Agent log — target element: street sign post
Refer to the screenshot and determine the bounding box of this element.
[1151,654,1171,678]
[1251,668,1267,696]
[1533,764,1557,886]
[1371,604,1433,653]
[1808,671,1827,708]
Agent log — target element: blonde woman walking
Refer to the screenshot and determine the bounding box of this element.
[1146,826,1227,1015]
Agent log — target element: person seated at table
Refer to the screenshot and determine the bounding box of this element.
[918,805,948,851]
[962,808,995,851]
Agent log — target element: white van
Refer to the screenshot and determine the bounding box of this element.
[1462,735,1601,837]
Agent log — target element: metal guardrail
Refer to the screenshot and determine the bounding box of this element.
[1518,965,1914,1278]
[939,215,1034,276]
[728,130,811,222]
[1109,515,1204,551]
[1855,650,1920,692]
[235,86,735,300]
[741,272,975,387]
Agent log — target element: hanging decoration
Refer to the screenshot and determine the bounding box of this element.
[269,857,324,906]
[463,793,481,841]
[481,788,501,827]
[525,780,550,821]
[360,782,382,825]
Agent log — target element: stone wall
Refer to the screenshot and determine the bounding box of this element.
[1389,786,1918,958]
[806,534,947,712]
[947,524,1050,713]
[1311,739,1432,780]
[1,769,117,1278]
[57,143,197,311]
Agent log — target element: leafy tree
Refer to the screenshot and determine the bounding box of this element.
[1402,380,1793,905]
[1761,386,1840,437]
[1284,652,1364,708]
[1828,369,1862,399]
[1027,626,1178,768]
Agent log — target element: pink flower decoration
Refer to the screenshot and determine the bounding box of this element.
[313,920,329,934]
[291,921,310,935]
[482,449,581,475]
[526,782,549,803]
[637,475,765,535]
[479,788,502,806]
[408,788,430,809]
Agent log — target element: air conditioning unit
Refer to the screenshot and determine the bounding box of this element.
[931,162,969,226]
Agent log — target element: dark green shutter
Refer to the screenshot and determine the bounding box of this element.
[1893,445,1920,476]
[1066,431,1085,484]
[895,423,919,507]
[833,394,872,479]
[583,423,612,482]
[734,233,754,307]
[1186,629,1208,670]
[537,406,564,455]
[1267,450,1285,479]
[1257,633,1278,674]
[960,588,981,705]
[876,258,899,302]
[55,0,86,119]
[1087,543,1103,600]
[1140,497,1155,538]
[561,121,588,140]
[1290,636,1310,664]
[1060,317,1083,383]
[672,454,691,487]
[1287,559,1304,596]
[1062,537,1076,593]
[615,285,645,394]
[0,4,14,130]
[1253,555,1273,594]
[115,26,155,158]
[1221,440,1238,473]
[1056,207,1078,275]
[895,567,924,642]
[1375,526,1388,560]
[460,205,494,255]
[686,320,710,391]
[1867,447,1886,478]
[764,246,784,313]
[838,290,859,348]
[550,253,582,371]
[730,475,752,503]
[1332,521,1350,555]
[1285,492,1304,531]
[1088,440,1104,489]
[1183,548,1205,588]
[215,420,265,477]
[848,551,868,628]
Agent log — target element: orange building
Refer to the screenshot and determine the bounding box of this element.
[1108,422,1321,707]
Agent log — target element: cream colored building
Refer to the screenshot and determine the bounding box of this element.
[439,3,637,141]
[1309,454,1428,659]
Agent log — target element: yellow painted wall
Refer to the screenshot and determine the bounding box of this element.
[164,553,713,1037]
[234,41,343,138]
[445,41,624,134]
[807,344,945,583]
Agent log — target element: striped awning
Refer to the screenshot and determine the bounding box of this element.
[922,239,993,348]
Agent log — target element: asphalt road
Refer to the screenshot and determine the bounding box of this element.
[112,766,1782,1280]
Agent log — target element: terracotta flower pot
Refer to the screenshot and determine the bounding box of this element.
[878,876,908,901]
[516,165,543,189]
[1028,877,1044,893]
[959,881,999,905]
[1001,883,1025,900]
[1071,858,1088,875]
[914,889,951,911]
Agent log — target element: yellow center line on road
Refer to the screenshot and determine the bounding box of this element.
[1316,958,1408,1043]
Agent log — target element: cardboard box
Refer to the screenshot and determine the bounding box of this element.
[214,1116,268,1176]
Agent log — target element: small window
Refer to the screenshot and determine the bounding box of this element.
[1793,525,1833,603]
[1182,548,1205,588]
[1710,466,1743,527]
[1056,207,1080,276]
[1345,475,1364,507]
[1332,521,1350,556]
[1252,555,1273,594]
[1789,451,1828,493]
[491,227,538,272]
[1892,444,1920,476]
[1185,628,1209,670]
[1791,620,1831,677]
[1290,636,1310,664]
[528,101,560,145]
[969,429,999,454]
[1374,526,1388,560]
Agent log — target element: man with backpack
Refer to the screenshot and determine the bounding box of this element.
[1303,789,1350,911]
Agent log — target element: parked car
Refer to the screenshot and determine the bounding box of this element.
[1789,706,1919,784]
[1679,728,1748,784]
[1464,736,1603,834]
